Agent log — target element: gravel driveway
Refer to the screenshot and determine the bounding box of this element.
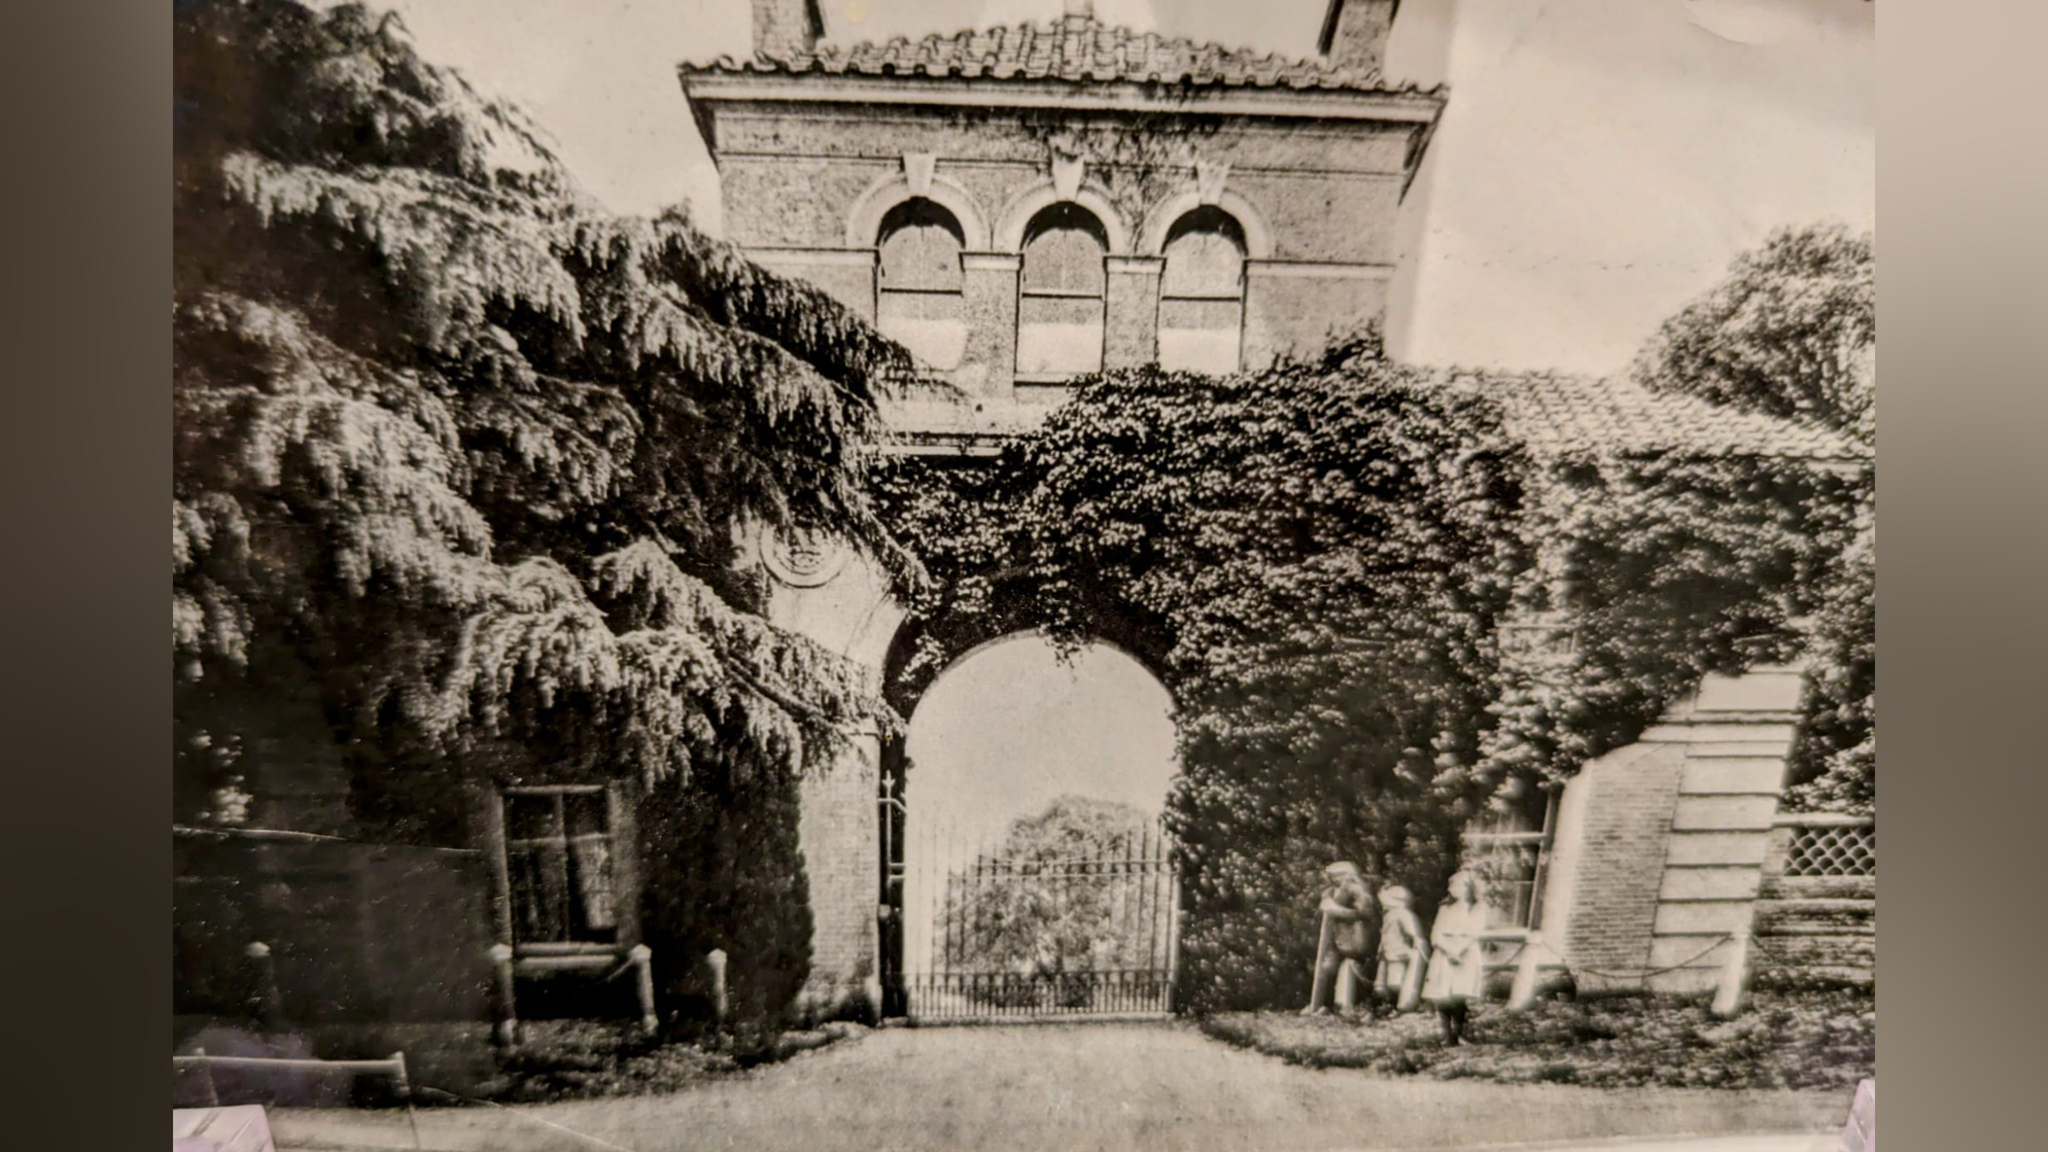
[271,1021,1848,1152]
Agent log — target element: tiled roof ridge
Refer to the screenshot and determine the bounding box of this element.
[684,16,1449,97]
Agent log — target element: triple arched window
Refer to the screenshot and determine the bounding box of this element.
[876,198,968,371]
[872,195,1253,379]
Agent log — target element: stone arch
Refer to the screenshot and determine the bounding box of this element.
[846,173,992,250]
[992,178,1133,255]
[1139,190,1275,260]
[875,604,1181,1018]
[878,575,1175,722]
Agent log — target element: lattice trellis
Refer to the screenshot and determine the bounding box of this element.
[1786,824,1876,877]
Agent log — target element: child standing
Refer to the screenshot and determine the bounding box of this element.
[1422,870,1486,1044]
[1302,861,1377,1019]
[1373,885,1426,1014]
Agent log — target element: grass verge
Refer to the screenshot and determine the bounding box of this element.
[1198,987,1873,1090]
[475,1019,868,1103]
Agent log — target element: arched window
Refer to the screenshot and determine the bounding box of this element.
[1157,207,1247,374]
[1016,203,1108,379]
[877,199,967,371]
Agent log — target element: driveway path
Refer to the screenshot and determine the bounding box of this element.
[272,1022,1848,1152]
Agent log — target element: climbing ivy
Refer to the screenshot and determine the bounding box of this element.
[877,336,1866,1010]
[881,343,1531,1009]
[1632,223,1877,811]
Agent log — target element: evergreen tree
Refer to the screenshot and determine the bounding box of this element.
[943,796,1157,981]
[173,0,920,1025]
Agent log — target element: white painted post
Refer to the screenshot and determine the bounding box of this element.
[1711,926,1751,1018]
[628,944,658,1037]
[487,943,518,1047]
[245,940,283,1029]
[1507,931,1544,1012]
[707,948,730,1025]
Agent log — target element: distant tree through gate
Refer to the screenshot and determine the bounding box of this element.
[884,636,1180,1019]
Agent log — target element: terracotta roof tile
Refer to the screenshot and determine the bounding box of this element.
[1446,370,1865,462]
[683,16,1444,97]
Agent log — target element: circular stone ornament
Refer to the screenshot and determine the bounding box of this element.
[761,525,848,588]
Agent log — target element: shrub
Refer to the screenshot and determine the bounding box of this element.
[639,724,814,1037]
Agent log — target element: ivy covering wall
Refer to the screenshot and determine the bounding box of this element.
[877,338,1867,1010]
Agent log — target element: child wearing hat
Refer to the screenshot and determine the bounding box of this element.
[1303,861,1377,1019]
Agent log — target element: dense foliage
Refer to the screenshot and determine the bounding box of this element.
[879,338,1867,1010]
[1632,223,1876,812]
[881,346,1536,1010]
[1480,453,1865,784]
[638,726,816,1035]
[173,0,920,1027]
[943,796,1158,984]
[1633,223,1875,446]
[1785,523,1876,812]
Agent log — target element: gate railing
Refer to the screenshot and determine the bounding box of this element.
[890,814,1181,1020]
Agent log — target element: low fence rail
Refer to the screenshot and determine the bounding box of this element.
[173,1050,422,1149]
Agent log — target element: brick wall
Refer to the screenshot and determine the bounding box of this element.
[1555,743,1689,982]
[1546,667,1810,993]
[708,100,1418,398]
[1241,267,1390,368]
[794,736,882,1018]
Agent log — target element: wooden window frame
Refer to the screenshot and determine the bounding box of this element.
[490,783,635,957]
[1464,788,1560,936]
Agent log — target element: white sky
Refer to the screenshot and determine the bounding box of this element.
[366,0,1872,829]
[377,0,1873,373]
[902,637,1178,848]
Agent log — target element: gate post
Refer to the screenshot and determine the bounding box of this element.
[1508,931,1545,1012]
[1164,876,1183,1013]
[707,948,730,1025]
[487,942,519,1048]
[628,944,658,1037]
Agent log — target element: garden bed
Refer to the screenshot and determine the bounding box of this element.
[473,1019,869,1104]
[1199,987,1873,1091]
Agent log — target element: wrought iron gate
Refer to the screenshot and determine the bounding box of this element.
[881,809,1180,1021]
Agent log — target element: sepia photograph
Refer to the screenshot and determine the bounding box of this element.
[170,1,1876,1149]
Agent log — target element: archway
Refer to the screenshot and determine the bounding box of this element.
[879,631,1183,1019]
